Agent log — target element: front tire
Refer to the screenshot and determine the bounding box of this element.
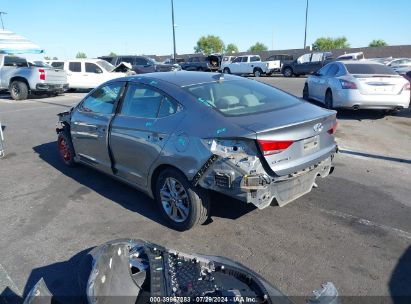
[223,67,231,74]
[155,168,210,231]
[57,131,76,167]
[10,81,29,100]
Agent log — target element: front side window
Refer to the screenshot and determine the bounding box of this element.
[85,63,103,73]
[69,62,81,72]
[232,57,242,63]
[135,58,148,65]
[297,54,311,64]
[185,79,300,116]
[80,82,124,114]
[241,57,248,62]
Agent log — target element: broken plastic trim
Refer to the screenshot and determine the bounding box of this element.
[192,154,219,186]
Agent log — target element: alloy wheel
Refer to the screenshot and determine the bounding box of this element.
[160,177,190,223]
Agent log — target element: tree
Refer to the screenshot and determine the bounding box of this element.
[108,52,117,56]
[312,37,350,51]
[369,39,388,47]
[194,35,225,55]
[248,42,268,52]
[225,43,238,54]
[44,56,50,60]
[76,52,87,58]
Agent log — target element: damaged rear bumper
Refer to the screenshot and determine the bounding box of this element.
[198,152,335,209]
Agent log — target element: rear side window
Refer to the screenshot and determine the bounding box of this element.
[311,53,323,62]
[185,79,300,116]
[51,62,64,69]
[135,58,148,65]
[4,56,28,67]
[345,63,397,75]
[250,56,260,62]
[326,64,339,77]
[80,82,124,114]
[69,62,81,72]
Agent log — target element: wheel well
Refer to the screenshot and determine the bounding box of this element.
[326,88,332,96]
[253,67,262,72]
[10,77,29,89]
[150,164,188,196]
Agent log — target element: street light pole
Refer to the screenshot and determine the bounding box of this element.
[303,0,309,49]
[171,0,177,61]
[0,12,7,30]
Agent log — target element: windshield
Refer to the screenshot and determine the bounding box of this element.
[97,60,115,72]
[184,79,301,116]
[345,63,397,75]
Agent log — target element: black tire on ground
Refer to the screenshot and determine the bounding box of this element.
[57,131,76,167]
[223,68,231,74]
[303,84,310,100]
[282,67,293,77]
[155,168,210,231]
[325,90,334,109]
[253,68,263,77]
[10,80,29,100]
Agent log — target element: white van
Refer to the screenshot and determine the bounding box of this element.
[46,59,129,89]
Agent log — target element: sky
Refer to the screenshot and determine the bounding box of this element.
[2,0,411,60]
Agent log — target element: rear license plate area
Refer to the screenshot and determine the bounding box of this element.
[303,135,319,153]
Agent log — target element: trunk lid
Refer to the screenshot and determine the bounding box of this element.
[229,102,337,176]
[353,74,406,95]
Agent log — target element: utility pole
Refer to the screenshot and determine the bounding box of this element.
[171,0,177,61]
[0,12,7,30]
[303,0,309,49]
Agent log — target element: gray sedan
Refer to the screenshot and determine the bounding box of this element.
[57,72,337,230]
[303,61,410,111]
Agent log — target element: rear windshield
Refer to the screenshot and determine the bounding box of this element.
[345,63,397,75]
[184,79,300,116]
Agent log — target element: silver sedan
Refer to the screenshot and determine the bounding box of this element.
[57,72,337,230]
[303,61,410,111]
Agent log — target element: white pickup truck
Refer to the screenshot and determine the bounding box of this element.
[0,55,68,100]
[221,55,274,77]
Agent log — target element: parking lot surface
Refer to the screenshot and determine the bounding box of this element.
[0,78,410,301]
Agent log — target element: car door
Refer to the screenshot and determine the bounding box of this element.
[110,82,183,187]
[84,62,105,88]
[294,53,311,74]
[317,63,339,102]
[66,61,83,88]
[230,56,243,74]
[70,81,126,173]
[303,53,323,74]
[309,64,331,100]
[135,57,155,73]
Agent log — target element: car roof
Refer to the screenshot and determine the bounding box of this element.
[127,71,241,87]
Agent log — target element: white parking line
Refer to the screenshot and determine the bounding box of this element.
[316,206,411,240]
[0,263,21,295]
[0,104,77,114]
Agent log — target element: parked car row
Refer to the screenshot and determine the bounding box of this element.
[303,60,410,111]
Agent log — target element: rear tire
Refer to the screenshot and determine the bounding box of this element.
[10,81,29,100]
[155,168,210,231]
[282,67,293,77]
[303,84,310,100]
[223,67,231,74]
[253,68,263,77]
[57,131,76,167]
[325,90,334,109]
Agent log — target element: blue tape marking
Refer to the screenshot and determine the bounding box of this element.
[216,128,226,135]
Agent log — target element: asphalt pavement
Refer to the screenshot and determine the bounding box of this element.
[0,78,410,302]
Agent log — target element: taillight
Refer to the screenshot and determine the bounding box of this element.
[340,79,357,89]
[328,121,338,135]
[257,140,294,156]
[404,82,410,91]
[39,69,45,81]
